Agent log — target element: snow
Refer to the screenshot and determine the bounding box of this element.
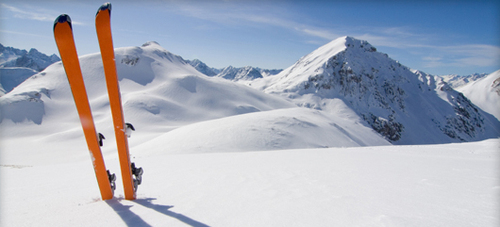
[1,40,499,226]
[457,70,500,121]
[1,138,499,226]
[139,107,389,155]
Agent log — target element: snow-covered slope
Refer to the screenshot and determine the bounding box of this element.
[0,41,292,130]
[1,138,498,226]
[0,67,38,96]
[457,70,500,121]
[250,36,500,144]
[0,41,389,159]
[139,107,389,155]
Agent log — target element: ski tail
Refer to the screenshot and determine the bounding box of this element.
[53,14,114,200]
[95,2,137,200]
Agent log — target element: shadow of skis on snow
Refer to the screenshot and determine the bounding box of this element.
[132,198,211,227]
[105,199,152,227]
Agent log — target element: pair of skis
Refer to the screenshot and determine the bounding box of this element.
[54,2,142,200]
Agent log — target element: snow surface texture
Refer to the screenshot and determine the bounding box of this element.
[1,139,499,226]
[457,70,500,121]
[249,36,500,144]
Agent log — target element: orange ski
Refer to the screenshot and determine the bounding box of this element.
[96,3,138,200]
[54,14,114,200]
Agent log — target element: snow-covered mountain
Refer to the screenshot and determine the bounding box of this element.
[187,58,282,82]
[216,65,262,81]
[456,70,500,121]
[215,66,282,82]
[0,44,60,95]
[250,36,500,144]
[0,41,390,158]
[185,59,220,77]
[438,73,488,89]
[0,43,60,72]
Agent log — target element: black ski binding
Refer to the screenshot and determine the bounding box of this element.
[131,162,143,191]
[98,133,105,147]
[125,123,135,131]
[125,123,135,138]
[107,170,116,191]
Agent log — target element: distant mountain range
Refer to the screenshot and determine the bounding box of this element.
[0,43,60,95]
[0,43,60,71]
[186,59,282,82]
[439,73,488,89]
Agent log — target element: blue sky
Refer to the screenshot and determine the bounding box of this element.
[1,0,499,75]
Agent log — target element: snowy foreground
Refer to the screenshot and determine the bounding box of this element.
[1,139,499,226]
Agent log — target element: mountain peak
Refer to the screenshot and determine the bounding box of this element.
[344,36,377,52]
[258,36,380,93]
[251,36,500,144]
[311,36,377,60]
[141,41,161,47]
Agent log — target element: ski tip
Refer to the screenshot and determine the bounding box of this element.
[53,14,72,31]
[96,2,112,16]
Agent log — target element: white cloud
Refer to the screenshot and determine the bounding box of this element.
[0,29,49,38]
[1,3,84,25]
[165,2,340,41]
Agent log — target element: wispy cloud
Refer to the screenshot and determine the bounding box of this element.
[164,2,499,70]
[421,44,500,68]
[0,29,50,38]
[165,2,340,40]
[352,29,500,69]
[0,3,85,25]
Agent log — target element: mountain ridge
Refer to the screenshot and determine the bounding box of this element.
[248,36,500,144]
[0,43,60,72]
[0,43,61,95]
[186,59,282,82]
